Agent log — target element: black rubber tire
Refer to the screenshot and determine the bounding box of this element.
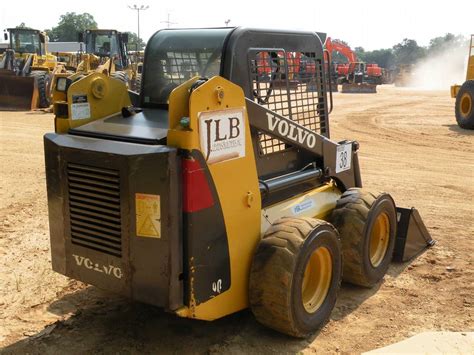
[30,70,51,108]
[455,80,474,129]
[133,73,141,93]
[111,71,129,87]
[330,188,397,287]
[249,217,342,338]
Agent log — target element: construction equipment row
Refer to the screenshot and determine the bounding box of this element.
[0,27,143,111]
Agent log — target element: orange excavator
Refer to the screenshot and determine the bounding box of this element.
[324,37,382,93]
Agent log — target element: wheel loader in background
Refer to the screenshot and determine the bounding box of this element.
[451,34,474,129]
[0,28,63,110]
[44,28,434,337]
[51,29,137,120]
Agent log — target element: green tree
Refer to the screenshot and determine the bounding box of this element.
[392,38,425,66]
[126,32,146,51]
[427,33,465,55]
[46,12,98,42]
[364,49,395,69]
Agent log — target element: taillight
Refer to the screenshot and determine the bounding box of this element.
[182,158,214,212]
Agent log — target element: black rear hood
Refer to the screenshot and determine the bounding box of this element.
[69,108,168,145]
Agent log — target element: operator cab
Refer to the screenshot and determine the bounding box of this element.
[5,28,45,55]
[81,29,130,69]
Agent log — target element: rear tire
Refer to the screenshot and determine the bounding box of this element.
[249,217,342,338]
[455,80,474,129]
[133,74,141,93]
[30,70,51,108]
[330,188,397,287]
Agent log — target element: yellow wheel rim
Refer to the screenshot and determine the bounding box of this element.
[302,246,332,313]
[460,93,472,117]
[369,212,390,267]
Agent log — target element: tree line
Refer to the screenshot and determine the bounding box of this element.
[17,14,467,66]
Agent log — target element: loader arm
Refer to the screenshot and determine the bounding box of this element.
[245,98,362,190]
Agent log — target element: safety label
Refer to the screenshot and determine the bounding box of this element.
[71,94,90,120]
[292,199,315,215]
[135,193,161,238]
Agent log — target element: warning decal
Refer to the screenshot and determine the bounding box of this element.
[135,193,161,238]
[71,94,91,120]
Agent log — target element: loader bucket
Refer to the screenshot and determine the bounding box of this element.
[0,72,39,110]
[393,207,436,262]
[341,83,377,93]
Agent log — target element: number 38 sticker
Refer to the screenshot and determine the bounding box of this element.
[336,143,352,173]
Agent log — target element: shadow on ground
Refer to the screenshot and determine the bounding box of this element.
[0,268,397,354]
[445,124,474,134]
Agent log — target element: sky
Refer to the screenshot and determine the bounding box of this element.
[1,0,473,50]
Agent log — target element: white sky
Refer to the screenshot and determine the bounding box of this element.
[1,0,472,50]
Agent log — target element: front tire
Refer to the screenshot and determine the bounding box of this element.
[330,188,397,287]
[249,217,342,338]
[30,70,51,108]
[455,80,474,129]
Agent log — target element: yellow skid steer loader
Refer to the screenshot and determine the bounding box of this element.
[44,28,434,337]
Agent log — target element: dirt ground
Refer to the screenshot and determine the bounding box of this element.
[0,85,472,354]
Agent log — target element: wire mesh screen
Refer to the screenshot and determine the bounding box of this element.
[161,51,218,84]
[143,50,221,105]
[250,51,327,155]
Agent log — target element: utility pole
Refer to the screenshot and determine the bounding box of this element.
[161,13,177,28]
[128,4,149,51]
[225,19,231,27]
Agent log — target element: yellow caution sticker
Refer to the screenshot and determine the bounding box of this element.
[135,193,161,238]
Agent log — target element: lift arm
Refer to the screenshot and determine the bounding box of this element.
[245,98,362,190]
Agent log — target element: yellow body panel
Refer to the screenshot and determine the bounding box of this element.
[168,76,203,150]
[451,34,474,97]
[261,182,342,234]
[466,34,474,81]
[451,84,461,98]
[54,72,131,133]
[168,77,262,320]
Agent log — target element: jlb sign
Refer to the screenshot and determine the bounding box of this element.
[199,108,246,164]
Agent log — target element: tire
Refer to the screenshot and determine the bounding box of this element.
[133,73,141,93]
[249,217,342,338]
[30,70,51,108]
[455,80,474,129]
[111,71,129,87]
[330,188,397,287]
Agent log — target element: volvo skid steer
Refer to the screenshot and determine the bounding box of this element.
[44,28,433,337]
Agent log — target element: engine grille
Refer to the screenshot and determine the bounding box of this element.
[67,163,122,257]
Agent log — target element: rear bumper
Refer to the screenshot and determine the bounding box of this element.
[44,133,183,311]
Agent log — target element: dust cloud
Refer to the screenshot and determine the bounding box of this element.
[409,44,468,90]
